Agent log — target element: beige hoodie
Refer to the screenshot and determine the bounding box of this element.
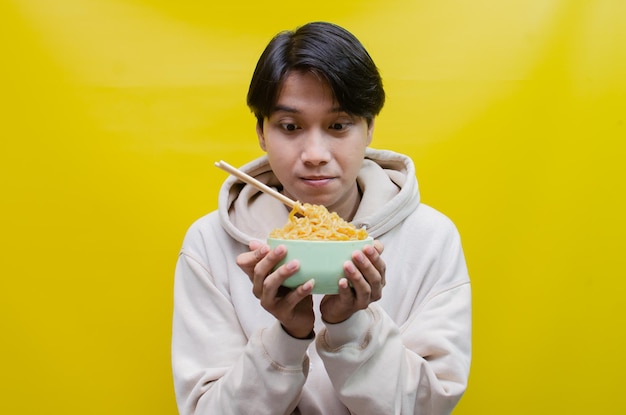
[172,148,472,415]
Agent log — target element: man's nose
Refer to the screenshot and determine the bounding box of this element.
[301,129,331,165]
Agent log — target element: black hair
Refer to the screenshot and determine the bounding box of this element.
[247,21,385,126]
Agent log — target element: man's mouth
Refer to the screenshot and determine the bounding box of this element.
[301,176,334,187]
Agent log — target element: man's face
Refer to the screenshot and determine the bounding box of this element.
[257,70,374,220]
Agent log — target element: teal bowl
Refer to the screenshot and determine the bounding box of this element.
[267,237,374,294]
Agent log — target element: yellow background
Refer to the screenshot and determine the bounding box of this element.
[1,0,624,413]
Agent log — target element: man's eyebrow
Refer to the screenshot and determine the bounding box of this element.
[272,104,299,114]
[271,104,345,114]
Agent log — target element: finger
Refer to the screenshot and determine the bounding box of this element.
[351,249,383,301]
[259,259,300,305]
[342,260,371,306]
[249,239,264,251]
[373,239,384,254]
[236,243,269,277]
[283,279,315,308]
[251,244,288,296]
[336,276,356,302]
[250,245,285,298]
[362,244,386,290]
[254,244,287,278]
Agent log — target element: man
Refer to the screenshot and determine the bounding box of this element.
[173,21,471,414]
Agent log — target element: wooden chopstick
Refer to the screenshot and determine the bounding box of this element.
[214,160,299,210]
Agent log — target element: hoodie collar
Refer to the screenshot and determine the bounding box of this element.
[218,148,420,244]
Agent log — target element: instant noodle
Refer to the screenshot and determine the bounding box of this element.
[269,202,368,241]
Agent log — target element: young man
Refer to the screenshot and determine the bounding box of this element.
[172,21,471,415]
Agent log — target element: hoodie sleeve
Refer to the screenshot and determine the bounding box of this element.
[315,223,472,415]
[172,227,314,415]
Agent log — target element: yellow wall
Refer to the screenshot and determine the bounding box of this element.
[1,0,624,413]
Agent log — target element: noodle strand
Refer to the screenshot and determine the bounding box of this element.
[269,202,368,241]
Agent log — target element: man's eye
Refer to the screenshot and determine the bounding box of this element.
[281,123,298,131]
[330,123,348,130]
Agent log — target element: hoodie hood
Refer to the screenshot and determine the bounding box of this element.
[218,148,420,244]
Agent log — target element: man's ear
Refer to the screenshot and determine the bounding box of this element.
[256,120,267,151]
[366,117,376,146]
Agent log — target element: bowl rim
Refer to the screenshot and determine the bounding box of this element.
[267,236,373,244]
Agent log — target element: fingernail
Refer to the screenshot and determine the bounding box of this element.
[287,260,299,271]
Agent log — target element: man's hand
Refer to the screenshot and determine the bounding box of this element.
[319,240,385,324]
[237,241,315,339]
